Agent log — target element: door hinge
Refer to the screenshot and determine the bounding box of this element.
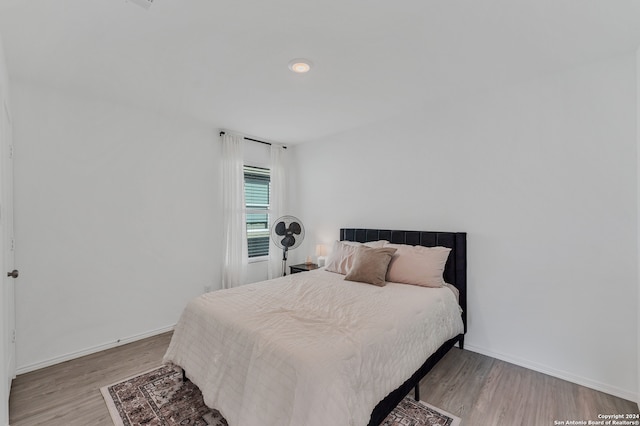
[9,145,13,159]
[11,330,15,343]
[10,239,14,251]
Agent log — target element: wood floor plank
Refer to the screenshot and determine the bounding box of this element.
[419,347,493,418]
[420,347,639,426]
[9,332,171,426]
[9,332,639,425]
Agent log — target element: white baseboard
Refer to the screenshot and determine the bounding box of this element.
[464,343,637,403]
[15,324,175,376]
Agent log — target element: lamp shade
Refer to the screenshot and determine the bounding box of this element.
[315,244,328,257]
[315,244,328,267]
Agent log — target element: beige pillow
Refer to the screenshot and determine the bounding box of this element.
[385,243,451,287]
[324,240,389,275]
[344,246,397,286]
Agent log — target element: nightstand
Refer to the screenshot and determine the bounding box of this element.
[289,263,319,274]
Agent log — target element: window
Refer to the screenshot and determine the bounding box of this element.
[244,165,270,258]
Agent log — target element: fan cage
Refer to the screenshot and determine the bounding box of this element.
[270,215,305,276]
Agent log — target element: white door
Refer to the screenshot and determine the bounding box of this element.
[0,99,15,424]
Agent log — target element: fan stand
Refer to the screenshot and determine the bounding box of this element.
[281,246,289,276]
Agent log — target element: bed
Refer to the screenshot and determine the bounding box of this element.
[164,228,467,426]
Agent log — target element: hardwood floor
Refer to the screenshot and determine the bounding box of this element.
[9,332,639,425]
[9,332,172,426]
[420,348,640,425]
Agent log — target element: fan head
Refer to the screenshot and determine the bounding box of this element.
[271,215,305,251]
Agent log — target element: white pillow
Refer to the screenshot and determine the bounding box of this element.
[324,240,388,275]
[342,240,388,248]
[325,241,358,275]
[384,243,451,287]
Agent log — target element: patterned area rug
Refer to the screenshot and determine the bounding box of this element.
[101,365,462,426]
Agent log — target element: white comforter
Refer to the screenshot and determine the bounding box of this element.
[163,269,464,426]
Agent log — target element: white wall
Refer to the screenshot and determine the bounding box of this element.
[293,53,638,400]
[637,47,640,408]
[0,30,10,426]
[11,82,223,372]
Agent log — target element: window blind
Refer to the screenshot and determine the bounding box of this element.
[244,166,270,258]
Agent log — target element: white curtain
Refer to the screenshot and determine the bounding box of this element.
[268,144,288,279]
[221,133,247,289]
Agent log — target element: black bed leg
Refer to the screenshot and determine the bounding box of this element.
[414,384,420,401]
[459,335,464,350]
[182,368,187,382]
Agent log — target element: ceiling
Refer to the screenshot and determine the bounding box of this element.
[1,0,640,144]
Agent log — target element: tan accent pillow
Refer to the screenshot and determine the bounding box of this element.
[385,243,451,287]
[324,240,388,275]
[344,246,397,286]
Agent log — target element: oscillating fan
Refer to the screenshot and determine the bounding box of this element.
[270,215,305,276]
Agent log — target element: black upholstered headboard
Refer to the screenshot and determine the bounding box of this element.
[340,228,467,333]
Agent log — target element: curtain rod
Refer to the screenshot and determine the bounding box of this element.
[219,131,287,149]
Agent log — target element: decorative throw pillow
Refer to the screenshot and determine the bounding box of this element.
[344,246,397,286]
[324,240,389,275]
[385,243,451,287]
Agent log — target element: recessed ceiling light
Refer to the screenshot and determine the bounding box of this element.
[288,59,313,73]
